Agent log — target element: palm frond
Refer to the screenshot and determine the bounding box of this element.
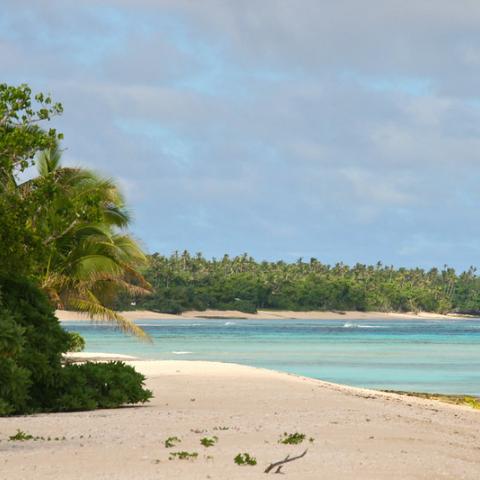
[66,293,151,341]
[37,146,62,177]
[26,148,151,339]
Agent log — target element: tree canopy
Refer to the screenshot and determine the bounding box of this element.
[0,83,63,183]
[0,83,152,415]
[0,84,150,337]
[121,251,480,315]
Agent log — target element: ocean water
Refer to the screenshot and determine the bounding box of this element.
[62,318,480,395]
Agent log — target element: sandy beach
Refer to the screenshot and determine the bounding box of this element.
[1,359,479,479]
[56,308,468,322]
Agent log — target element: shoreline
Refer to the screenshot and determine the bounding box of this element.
[127,360,480,408]
[67,354,480,405]
[3,359,479,479]
[56,308,472,322]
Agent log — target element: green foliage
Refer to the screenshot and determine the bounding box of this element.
[169,451,198,460]
[200,436,218,447]
[383,390,480,410]
[9,429,33,441]
[0,84,63,277]
[0,277,152,415]
[7,430,66,442]
[121,252,480,315]
[18,147,151,339]
[279,432,306,445]
[0,83,63,177]
[164,436,181,448]
[0,276,70,413]
[463,397,480,409]
[66,332,86,352]
[0,307,30,415]
[0,83,151,416]
[53,362,153,411]
[234,453,257,466]
[0,188,44,277]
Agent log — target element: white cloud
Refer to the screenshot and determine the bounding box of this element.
[3,1,480,268]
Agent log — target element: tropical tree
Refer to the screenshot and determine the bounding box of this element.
[0,84,64,276]
[19,147,151,339]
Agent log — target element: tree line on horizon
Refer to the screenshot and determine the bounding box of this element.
[118,251,480,315]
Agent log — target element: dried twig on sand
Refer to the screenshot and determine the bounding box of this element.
[264,449,308,474]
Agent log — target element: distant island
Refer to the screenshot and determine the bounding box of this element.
[114,251,480,316]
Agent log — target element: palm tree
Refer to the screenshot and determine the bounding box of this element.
[19,147,151,339]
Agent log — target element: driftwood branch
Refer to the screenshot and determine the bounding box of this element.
[264,449,308,474]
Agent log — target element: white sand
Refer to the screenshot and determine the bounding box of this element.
[1,360,479,479]
[56,308,467,322]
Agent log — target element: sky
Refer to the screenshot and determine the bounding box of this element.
[2,0,480,270]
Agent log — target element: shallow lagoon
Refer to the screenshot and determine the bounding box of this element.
[63,318,480,395]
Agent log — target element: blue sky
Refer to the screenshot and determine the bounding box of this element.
[3,0,480,270]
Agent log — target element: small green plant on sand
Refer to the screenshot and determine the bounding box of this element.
[169,451,198,460]
[279,432,306,445]
[164,436,181,448]
[200,436,218,447]
[234,453,257,466]
[9,430,33,441]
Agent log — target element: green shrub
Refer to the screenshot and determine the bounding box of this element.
[0,277,152,415]
[200,436,218,447]
[9,429,34,441]
[279,432,306,445]
[53,361,152,411]
[234,453,257,466]
[164,436,181,448]
[66,332,86,352]
[169,451,198,460]
[0,276,70,413]
[0,307,31,415]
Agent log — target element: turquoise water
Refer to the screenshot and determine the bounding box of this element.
[62,318,480,395]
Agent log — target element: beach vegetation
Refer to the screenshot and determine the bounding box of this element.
[164,436,181,448]
[200,436,218,447]
[0,306,30,415]
[463,396,480,409]
[66,332,85,352]
[18,146,151,338]
[0,83,152,416]
[0,276,152,414]
[279,432,306,445]
[53,361,152,411]
[386,390,480,410]
[9,429,34,441]
[0,83,63,180]
[8,432,67,442]
[234,453,257,466]
[169,451,199,460]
